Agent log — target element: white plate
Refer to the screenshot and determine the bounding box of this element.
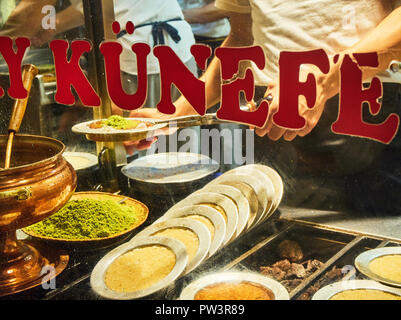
[312,280,401,300]
[121,152,219,184]
[156,205,226,257]
[63,151,98,171]
[72,117,167,142]
[90,236,188,300]
[207,174,265,230]
[355,247,401,288]
[199,184,250,237]
[132,218,211,274]
[179,271,289,300]
[167,192,239,245]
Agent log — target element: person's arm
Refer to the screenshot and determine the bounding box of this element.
[174,11,253,116]
[31,5,84,47]
[130,10,253,121]
[0,0,57,37]
[182,2,228,24]
[258,6,401,141]
[54,5,84,34]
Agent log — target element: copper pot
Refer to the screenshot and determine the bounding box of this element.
[0,134,76,296]
[0,134,77,230]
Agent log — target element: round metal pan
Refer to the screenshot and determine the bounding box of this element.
[121,152,219,196]
[207,173,265,230]
[224,166,275,227]
[167,192,239,245]
[249,164,284,222]
[198,184,250,237]
[179,271,289,300]
[131,218,211,274]
[312,280,401,300]
[156,205,226,257]
[355,247,401,288]
[90,236,188,300]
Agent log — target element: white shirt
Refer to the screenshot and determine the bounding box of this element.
[71,0,195,75]
[216,0,401,84]
[177,0,230,38]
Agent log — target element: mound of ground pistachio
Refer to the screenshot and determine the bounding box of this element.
[24,199,140,239]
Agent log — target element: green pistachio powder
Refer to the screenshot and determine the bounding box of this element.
[24,199,140,239]
[102,115,134,130]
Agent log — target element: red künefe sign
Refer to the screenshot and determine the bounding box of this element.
[0,22,398,144]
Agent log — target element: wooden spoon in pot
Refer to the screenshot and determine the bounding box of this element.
[4,64,39,169]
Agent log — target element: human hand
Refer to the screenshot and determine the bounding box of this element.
[255,65,339,141]
[122,107,178,154]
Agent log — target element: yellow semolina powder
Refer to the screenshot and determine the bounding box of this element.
[369,255,401,283]
[330,289,401,300]
[200,203,227,223]
[153,227,199,262]
[185,215,215,240]
[104,245,176,292]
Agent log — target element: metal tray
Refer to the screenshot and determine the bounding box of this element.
[355,247,401,288]
[90,236,188,300]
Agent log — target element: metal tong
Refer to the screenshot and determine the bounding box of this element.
[156,94,273,129]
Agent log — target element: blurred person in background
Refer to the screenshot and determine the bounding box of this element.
[27,0,200,154]
[178,0,230,70]
[133,0,401,215]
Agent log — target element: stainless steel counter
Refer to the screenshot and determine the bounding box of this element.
[281,206,401,242]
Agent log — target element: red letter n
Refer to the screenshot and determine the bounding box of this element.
[332,53,399,144]
[153,45,210,115]
[50,40,100,106]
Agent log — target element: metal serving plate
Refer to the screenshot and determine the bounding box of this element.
[168,192,239,246]
[132,218,212,274]
[312,280,401,300]
[156,205,226,257]
[199,184,250,237]
[179,271,289,300]
[208,173,266,230]
[225,166,275,227]
[355,247,401,288]
[243,164,283,221]
[122,152,219,184]
[213,181,259,231]
[63,151,98,171]
[71,117,167,142]
[90,237,188,300]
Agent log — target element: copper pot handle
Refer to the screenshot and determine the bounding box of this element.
[0,187,32,200]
